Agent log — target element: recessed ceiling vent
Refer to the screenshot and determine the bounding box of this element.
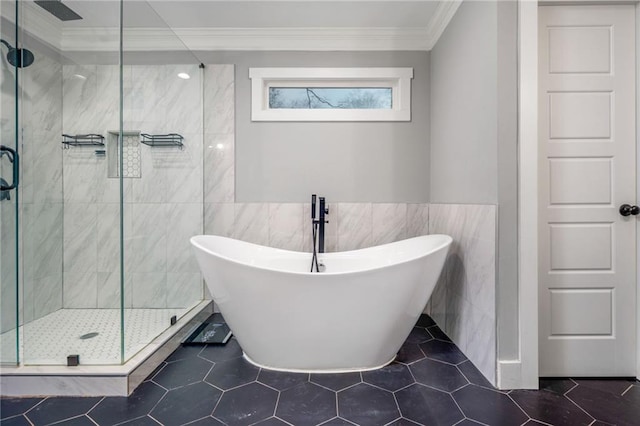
[34,1,82,21]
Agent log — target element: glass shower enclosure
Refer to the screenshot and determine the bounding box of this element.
[0,0,204,367]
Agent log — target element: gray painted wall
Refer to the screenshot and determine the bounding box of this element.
[429,0,498,204]
[429,0,520,362]
[195,51,431,203]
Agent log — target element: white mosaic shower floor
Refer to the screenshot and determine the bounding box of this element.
[1,308,189,365]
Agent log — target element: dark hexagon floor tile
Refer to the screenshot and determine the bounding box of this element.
[427,326,451,342]
[199,339,243,363]
[395,343,425,365]
[276,382,336,425]
[457,361,493,389]
[310,372,361,391]
[362,362,414,392]
[318,418,356,425]
[186,417,225,425]
[25,397,102,426]
[622,385,640,404]
[404,327,433,344]
[573,379,637,396]
[1,415,31,426]
[89,381,166,425]
[453,385,528,426]
[523,421,552,426]
[386,418,422,425]
[51,415,96,425]
[539,378,576,395]
[567,383,640,426]
[118,415,162,425]
[204,357,259,390]
[415,315,436,328]
[252,417,290,425]
[395,383,464,426]
[338,383,400,426]
[257,369,308,391]
[150,381,221,425]
[454,420,484,425]
[166,345,203,362]
[510,389,593,426]
[409,358,468,392]
[153,356,213,389]
[1,398,42,419]
[420,339,467,365]
[213,382,278,426]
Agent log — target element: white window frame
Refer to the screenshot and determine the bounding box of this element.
[249,67,414,122]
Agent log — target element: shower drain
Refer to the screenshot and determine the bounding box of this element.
[79,332,99,340]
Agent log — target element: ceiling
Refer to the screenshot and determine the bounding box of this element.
[17,0,462,51]
[66,1,442,28]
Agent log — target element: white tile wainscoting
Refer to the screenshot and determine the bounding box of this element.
[205,202,431,252]
[428,204,497,385]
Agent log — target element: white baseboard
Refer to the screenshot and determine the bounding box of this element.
[497,360,539,390]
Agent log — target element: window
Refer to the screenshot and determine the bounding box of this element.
[269,87,393,110]
[249,67,413,121]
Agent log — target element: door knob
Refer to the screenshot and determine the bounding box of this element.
[619,204,640,216]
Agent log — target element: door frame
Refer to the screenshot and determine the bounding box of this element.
[500,0,539,389]
[636,2,640,381]
[512,0,640,388]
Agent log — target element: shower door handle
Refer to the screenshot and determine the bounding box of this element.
[0,145,19,191]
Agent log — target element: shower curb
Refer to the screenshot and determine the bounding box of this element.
[0,300,213,397]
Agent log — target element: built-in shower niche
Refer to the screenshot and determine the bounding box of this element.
[107,130,142,178]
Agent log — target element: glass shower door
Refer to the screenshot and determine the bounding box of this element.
[19,1,121,365]
[120,0,205,363]
[0,0,19,366]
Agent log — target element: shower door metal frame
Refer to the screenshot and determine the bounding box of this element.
[0,0,21,366]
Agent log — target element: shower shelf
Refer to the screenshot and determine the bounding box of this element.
[140,133,184,149]
[62,134,105,148]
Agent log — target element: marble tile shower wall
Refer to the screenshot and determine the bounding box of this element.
[16,51,64,327]
[61,63,216,310]
[427,204,497,385]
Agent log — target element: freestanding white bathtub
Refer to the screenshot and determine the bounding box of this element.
[190,234,452,373]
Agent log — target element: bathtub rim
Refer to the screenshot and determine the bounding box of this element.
[190,234,453,277]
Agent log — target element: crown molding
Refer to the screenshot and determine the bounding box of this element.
[62,27,433,52]
[21,0,462,53]
[178,27,431,51]
[424,0,462,50]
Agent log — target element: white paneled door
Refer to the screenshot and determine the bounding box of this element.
[539,5,637,376]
